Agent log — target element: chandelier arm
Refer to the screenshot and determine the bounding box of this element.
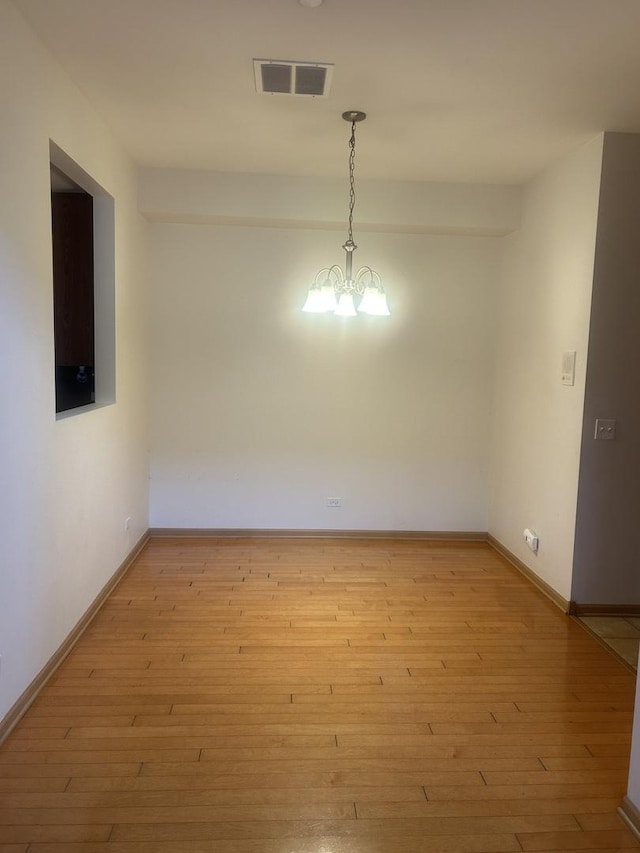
[328,264,345,283]
[353,266,382,294]
[314,265,345,286]
[354,266,379,282]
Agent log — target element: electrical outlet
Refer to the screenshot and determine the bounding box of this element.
[523,528,539,554]
[594,418,616,441]
[124,516,131,532]
[327,497,342,508]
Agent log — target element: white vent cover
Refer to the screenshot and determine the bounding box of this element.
[253,59,333,97]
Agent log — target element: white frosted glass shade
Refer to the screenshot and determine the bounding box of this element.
[320,281,338,312]
[335,292,357,317]
[358,285,390,316]
[357,285,376,314]
[302,287,326,313]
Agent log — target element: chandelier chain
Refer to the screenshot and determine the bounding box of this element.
[347,120,357,244]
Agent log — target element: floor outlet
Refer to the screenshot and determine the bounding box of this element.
[327,497,342,508]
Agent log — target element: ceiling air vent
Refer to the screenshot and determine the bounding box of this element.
[253,59,333,97]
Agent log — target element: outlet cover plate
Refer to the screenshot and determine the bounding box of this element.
[594,419,616,441]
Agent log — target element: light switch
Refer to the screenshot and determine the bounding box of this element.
[594,419,616,441]
[561,351,576,386]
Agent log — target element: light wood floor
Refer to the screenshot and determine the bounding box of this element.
[1,537,638,853]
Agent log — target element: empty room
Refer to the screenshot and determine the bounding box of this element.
[2,1,640,851]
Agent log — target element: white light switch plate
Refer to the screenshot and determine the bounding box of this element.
[561,351,576,386]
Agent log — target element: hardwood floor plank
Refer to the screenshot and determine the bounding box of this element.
[354,799,621,818]
[102,812,583,843]
[0,785,426,807]
[0,763,140,779]
[540,756,630,772]
[0,825,112,843]
[516,828,640,849]
[0,802,357,825]
[25,835,523,852]
[574,812,636,830]
[42,684,332,696]
[426,785,627,801]
[14,715,136,729]
[139,766,485,788]
[0,749,199,765]
[482,770,628,786]
[25,704,174,716]
[0,780,69,794]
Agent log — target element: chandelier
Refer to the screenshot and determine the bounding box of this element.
[302,111,390,317]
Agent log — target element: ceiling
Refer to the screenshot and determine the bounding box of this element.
[13,0,640,183]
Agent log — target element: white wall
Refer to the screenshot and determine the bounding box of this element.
[0,0,149,720]
[149,217,500,531]
[488,136,603,601]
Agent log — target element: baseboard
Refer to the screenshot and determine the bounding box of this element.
[487,534,570,612]
[0,531,150,746]
[149,528,489,542]
[569,602,640,616]
[619,797,640,840]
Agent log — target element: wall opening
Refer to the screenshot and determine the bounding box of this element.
[50,141,115,416]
